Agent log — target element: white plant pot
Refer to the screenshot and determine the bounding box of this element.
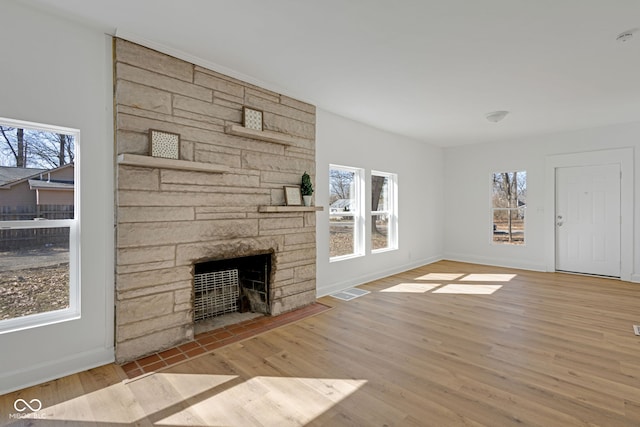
[303,195,312,206]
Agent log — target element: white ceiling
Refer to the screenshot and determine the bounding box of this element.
[22,0,640,146]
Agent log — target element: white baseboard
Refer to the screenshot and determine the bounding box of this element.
[442,252,547,272]
[0,346,114,395]
[444,252,640,283]
[317,255,442,297]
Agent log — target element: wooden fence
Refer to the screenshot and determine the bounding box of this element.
[0,205,73,251]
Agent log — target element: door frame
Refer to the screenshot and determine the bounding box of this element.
[544,148,633,281]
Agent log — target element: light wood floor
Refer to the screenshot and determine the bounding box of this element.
[2,260,640,426]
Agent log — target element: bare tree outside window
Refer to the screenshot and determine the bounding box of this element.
[0,126,74,168]
[492,171,526,244]
[330,166,364,259]
[329,169,354,204]
[371,172,397,251]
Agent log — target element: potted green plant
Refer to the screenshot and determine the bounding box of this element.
[301,171,314,206]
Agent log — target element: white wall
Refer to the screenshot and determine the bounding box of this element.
[443,122,639,280]
[316,109,444,296]
[0,1,114,393]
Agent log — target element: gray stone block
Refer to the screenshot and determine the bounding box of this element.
[115,324,193,363]
[193,71,244,98]
[116,80,172,115]
[116,39,193,82]
[116,62,212,102]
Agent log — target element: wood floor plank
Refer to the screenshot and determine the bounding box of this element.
[2,260,640,426]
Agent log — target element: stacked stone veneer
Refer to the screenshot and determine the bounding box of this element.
[114,39,317,363]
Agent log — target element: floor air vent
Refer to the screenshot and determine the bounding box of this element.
[330,287,370,301]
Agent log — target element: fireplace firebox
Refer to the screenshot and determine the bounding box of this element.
[193,254,271,322]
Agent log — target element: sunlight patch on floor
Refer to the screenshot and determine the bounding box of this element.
[414,273,465,281]
[380,283,441,293]
[432,284,503,295]
[156,376,367,426]
[40,373,237,424]
[384,271,515,294]
[36,373,365,426]
[462,274,516,282]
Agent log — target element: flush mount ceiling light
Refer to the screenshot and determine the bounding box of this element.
[617,28,638,43]
[485,110,509,123]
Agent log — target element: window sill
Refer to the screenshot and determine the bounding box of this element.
[372,247,398,254]
[0,308,80,335]
[330,253,365,263]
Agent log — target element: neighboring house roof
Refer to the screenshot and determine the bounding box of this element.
[0,166,47,187]
[28,179,74,191]
[0,163,74,189]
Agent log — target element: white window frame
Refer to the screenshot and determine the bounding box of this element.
[491,170,526,246]
[329,164,365,262]
[371,170,398,253]
[0,117,80,334]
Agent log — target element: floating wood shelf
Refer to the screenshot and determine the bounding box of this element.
[258,206,324,213]
[117,154,230,173]
[225,124,298,146]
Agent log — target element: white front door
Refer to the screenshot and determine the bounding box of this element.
[555,164,621,277]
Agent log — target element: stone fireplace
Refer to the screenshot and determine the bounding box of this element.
[113,39,319,363]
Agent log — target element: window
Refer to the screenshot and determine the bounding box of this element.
[0,118,79,333]
[371,171,397,252]
[492,171,526,245]
[329,165,364,260]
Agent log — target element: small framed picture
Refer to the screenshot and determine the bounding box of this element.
[243,107,263,131]
[149,129,180,159]
[284,186,302,206]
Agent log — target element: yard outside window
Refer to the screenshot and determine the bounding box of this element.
[492,171,526,245]
[329,165,364,260]
[0,118,79,333]
[371,171,397,252]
